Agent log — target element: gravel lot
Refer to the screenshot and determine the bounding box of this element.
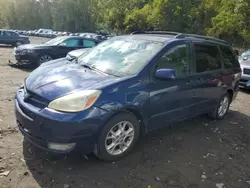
[0,37,250,188]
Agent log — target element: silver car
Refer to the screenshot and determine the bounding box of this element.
[239,53,250,88]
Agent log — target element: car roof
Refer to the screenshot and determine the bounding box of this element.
[0,29,17,33]
[129,31,230,46]
[59,36,100,42]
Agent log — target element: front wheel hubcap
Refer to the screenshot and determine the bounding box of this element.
[39,55,52,64]
[218,96,229,117]
[105,121,135,156]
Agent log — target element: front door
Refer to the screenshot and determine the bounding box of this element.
[148,41,195,131]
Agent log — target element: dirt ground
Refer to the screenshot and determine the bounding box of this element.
[0,37,250,188]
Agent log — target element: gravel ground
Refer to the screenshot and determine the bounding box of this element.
[0,37,250,188]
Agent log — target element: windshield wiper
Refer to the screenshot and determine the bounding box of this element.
[81,64,93,70]
[81,64,120,77]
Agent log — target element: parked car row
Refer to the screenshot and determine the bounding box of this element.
[13,36,100,65]
[10,29,115,41]
[13,31,242,161]
[0,29,30,47]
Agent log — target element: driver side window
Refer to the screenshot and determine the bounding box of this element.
[157,44,189,77]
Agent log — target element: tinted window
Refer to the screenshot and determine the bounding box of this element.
[157,44,189,77]
[194,44,221,73]
[0,31,7,36]
[64,39,81,47]
[220,46,237,68]
[5,31,12,36]
[10,32,18,36]
[83,40,96,47]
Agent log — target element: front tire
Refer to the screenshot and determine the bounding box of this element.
[95,112,140,161]
[37,54,53,66]
[209,93,231,120]
[13,41,23,47]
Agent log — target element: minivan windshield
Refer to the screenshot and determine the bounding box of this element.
[45,36,67,45]
[78,36,164,77]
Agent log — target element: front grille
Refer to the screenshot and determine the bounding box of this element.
[24,88,49,108]
[19,103,36,119]
[243,68,250,75]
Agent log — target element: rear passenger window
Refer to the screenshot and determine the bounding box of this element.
[83,40,96,47]
[220,46,237,69]
[194,44,221,73]
[64,39,81,47]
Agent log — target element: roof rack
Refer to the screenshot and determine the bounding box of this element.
[130,30,228,44]
[131,31,181,36]
[175,33,228,44]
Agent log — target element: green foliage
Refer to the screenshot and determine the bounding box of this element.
[0,0,250,46]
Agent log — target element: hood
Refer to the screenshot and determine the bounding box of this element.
[240,60,250,69]
[67,48,91,59]
[17,43,52,50]
[25,59,120,101]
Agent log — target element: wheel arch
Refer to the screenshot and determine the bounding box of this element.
[98,107,148,138]
[226,88,233,102]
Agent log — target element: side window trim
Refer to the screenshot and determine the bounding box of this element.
[150,40,192,80]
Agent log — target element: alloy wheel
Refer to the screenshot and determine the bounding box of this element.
[218,95,229,117]
[39,55,52,64]
[105,121,135,156]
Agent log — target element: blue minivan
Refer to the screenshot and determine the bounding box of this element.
[15,31,241,161]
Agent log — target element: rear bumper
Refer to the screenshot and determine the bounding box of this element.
[15,88,110,154]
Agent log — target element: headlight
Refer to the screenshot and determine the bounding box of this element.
[22,49,34,54]
[66,54,74,61]
[48,90,101,112]
[26,49,34,53]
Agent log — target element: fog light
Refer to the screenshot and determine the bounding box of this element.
[48,143,76,151]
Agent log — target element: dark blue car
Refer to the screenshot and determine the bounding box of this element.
[15,31,241,161]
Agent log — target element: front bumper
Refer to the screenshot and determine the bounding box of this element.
[14,53,38,64]
[239,74,250,88]
[13,48,38,64]
[15,88,110,154]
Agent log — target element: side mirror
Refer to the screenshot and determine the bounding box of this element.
[155,69,175,80]
[58,43,66,47]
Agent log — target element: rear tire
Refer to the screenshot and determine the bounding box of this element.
[209,93,231,120]
[94,112,140,161]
